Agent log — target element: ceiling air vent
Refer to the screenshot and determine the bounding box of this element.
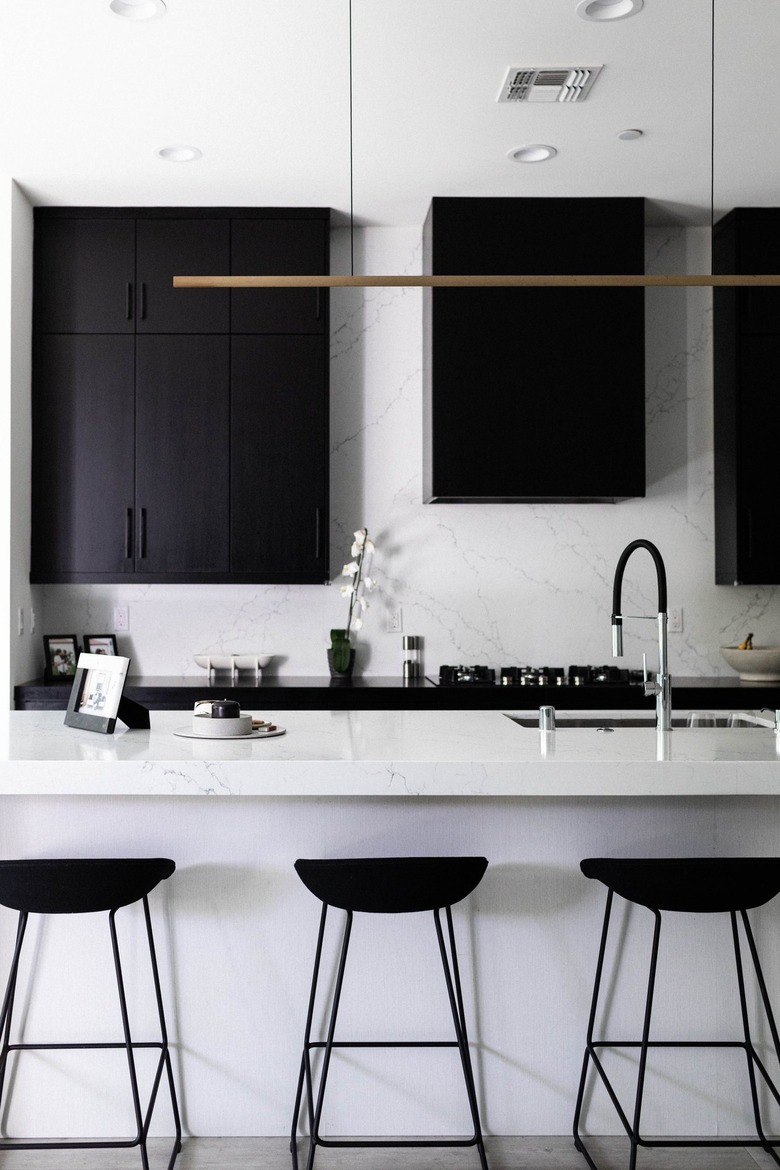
[497,66,603,103]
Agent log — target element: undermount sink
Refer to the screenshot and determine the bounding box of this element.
[503,715,765,730]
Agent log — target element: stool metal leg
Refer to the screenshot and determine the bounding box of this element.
[110,898,182,1170]
[0,913,28,1118]
[732,909,780,1167]
[291,901,330,1168]
[0,900,181,1169]
[574,891,662,1170]
[291,902,353,1170]
[434,904,489,1170]
[291,903,489,1170]
[574,895,780,1170]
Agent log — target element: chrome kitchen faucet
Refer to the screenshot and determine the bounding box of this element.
[611,539,672,732]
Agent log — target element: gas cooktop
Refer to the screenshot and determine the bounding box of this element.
[432,665,646,687]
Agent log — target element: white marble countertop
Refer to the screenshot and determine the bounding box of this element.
[3,708,780,796]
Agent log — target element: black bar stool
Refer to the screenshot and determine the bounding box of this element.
[290,855,489,1170]
[573,856,780,1170]
[0,858,182,1170]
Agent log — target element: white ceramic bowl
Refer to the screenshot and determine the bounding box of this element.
[720,645,780,681]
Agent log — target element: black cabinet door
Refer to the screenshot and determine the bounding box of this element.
[34,218,136,334]
[731,335,780,583]
[231,219,327,334]
[31,335,136,578]
[230,336,328,581]
[136,219,230,334]
[135,336,230,576]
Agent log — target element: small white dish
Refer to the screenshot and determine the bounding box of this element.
[194,654,274,672]
[174,725,286,740]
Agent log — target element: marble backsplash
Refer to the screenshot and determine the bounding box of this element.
[38,225,780,682]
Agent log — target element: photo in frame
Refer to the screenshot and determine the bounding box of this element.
[43,635,80,681]
[83,634,119,657]
[65,653,131,734]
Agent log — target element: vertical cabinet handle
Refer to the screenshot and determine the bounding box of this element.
[315,288,321,320]
[125,283,133,320]
[138,508,147,559]
[125,508,134,559]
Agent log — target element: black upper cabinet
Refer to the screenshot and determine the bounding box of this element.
[230,336,328,581]
[423,197,646,503]
[31,206,330,584]
[231,217,328,334]
[714,207,780,584]
[135,336,230,574]
[135,218,230,333]
[34,211,230,334]
[32,335,136,577]
[34,218,136,334]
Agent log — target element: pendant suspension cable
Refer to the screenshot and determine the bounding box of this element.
[348,0,355,278]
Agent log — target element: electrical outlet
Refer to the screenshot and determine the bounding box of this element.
[29,608,36,634]
[387,608,403,633]
[669,607,683,633]
[17,608,23,636]
[113,605,129,632]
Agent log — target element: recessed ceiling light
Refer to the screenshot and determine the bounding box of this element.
[576,0,643,21]
[507,144,558,163]
[110,0,166,19]
[157,145,202,162]
[617,128,643,140]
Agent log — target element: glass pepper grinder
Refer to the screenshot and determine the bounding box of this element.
[403,635,422,680]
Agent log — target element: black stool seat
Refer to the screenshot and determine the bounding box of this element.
[581,856,780,913]
[0,856,181,1170]
[0,858,176,915]
[291,855,489,1170]
[574,855,780,1170]
[294,856,488,914]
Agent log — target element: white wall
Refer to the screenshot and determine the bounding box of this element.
[17,220,780,687]
[6,183,39,713]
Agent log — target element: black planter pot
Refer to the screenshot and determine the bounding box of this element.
[327,648,356,679]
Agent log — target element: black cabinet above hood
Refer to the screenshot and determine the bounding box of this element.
[422,197,646,503]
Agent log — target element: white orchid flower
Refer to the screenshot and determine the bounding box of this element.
[353,529,367,545]
[352,617,363,630]
[342,560,359,576]
[363,576,376,591]
[340,584,354,598]
[358,596,367,611]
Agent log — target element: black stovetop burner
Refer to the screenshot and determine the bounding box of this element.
[435,664,644,687]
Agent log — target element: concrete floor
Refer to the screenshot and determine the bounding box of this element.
[0,1137,779,1170]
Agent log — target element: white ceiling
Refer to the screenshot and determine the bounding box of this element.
[1,0,778,231]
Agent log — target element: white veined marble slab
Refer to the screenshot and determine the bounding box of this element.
[3,709,780,797]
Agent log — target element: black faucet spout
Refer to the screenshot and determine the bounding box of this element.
[611,539,672,731]
[612,539,668,618]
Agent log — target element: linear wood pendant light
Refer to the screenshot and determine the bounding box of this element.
[173,273,780,288]
[174,1,780,293]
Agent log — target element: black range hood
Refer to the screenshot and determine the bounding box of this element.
[422,196,646,503]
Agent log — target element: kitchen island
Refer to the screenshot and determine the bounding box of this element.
[1,709,780,1143]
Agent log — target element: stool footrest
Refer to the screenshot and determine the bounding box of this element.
[305,1039,459,1049]
[316,1136,483,1149]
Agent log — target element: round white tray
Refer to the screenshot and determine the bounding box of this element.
[174,726,286,741]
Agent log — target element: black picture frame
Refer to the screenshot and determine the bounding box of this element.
[65,652,131,734]
[43,635,80,681]
[83,634,119,657]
